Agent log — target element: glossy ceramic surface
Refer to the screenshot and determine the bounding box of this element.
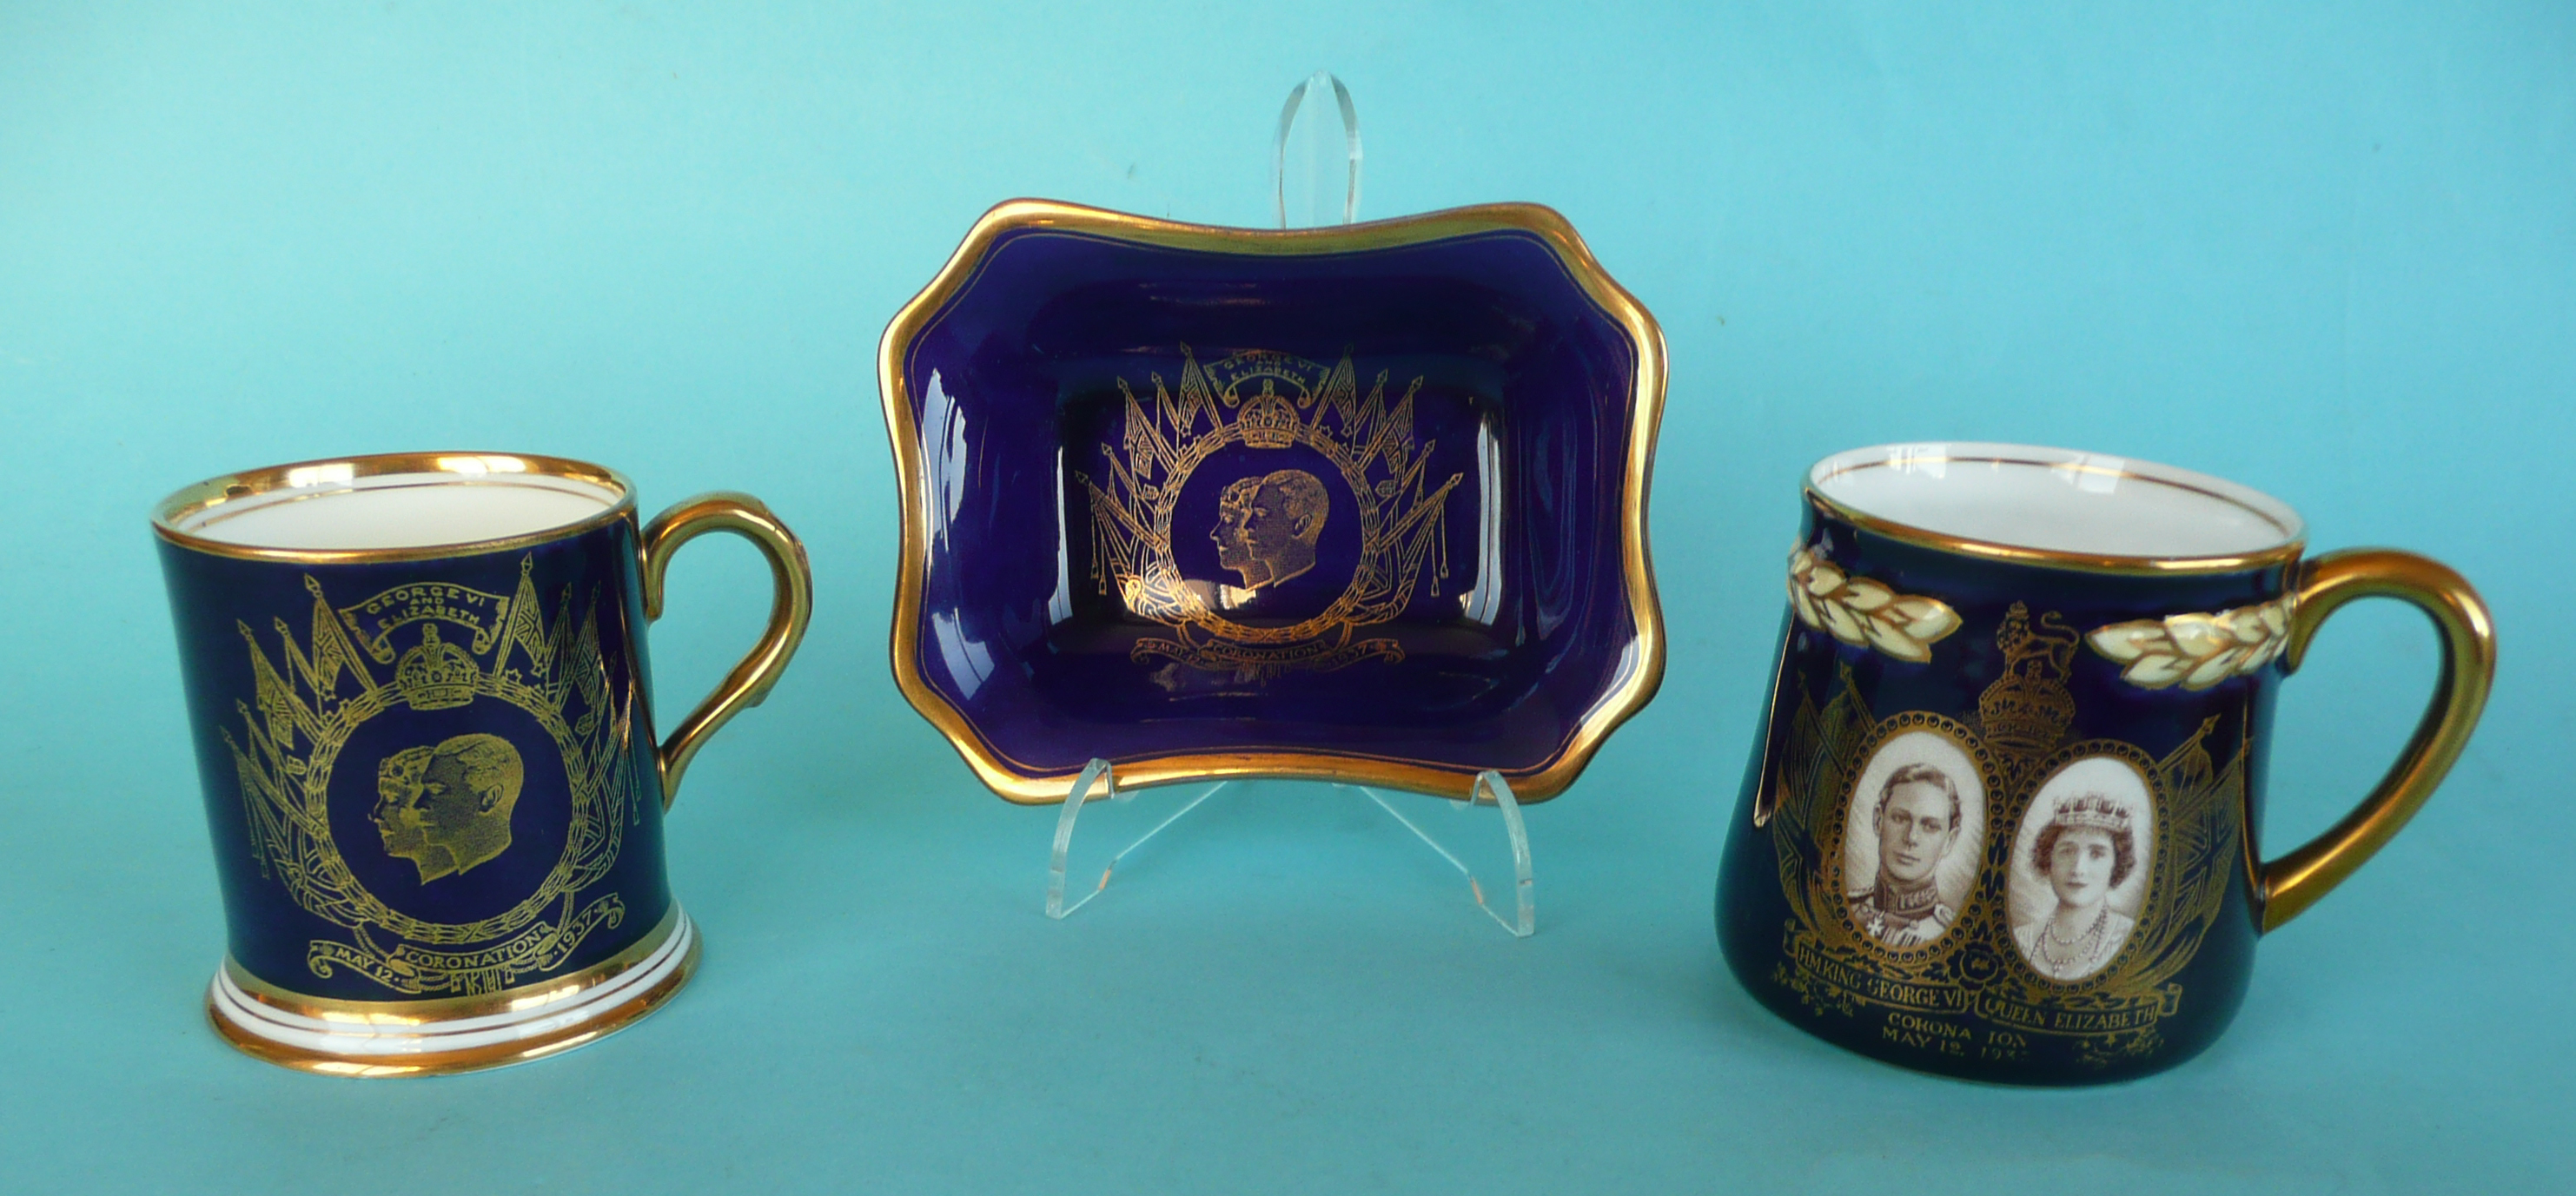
[153,453,811,1074]
[880,201,1665,802]
[1717,443,2492,1085]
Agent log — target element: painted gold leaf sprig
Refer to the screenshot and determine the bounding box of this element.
[1786,547,1962,664]
[2086,598,2292,691]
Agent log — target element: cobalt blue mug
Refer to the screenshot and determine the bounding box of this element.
[1716,443,2493,1084]
[155,453,811,1075]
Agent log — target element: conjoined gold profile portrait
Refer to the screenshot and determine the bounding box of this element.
[1212,468,1329,591]
[372,732,526,883]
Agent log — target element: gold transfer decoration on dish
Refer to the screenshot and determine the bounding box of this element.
[1763,603,2241,1066]
[2085,598,2292,691]
[1786,546,1963,663]
[1078,347,1465,680]
[879,202,1668,803]
[226,558,642,996]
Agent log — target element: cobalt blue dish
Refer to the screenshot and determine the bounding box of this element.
[878,201,1665,802]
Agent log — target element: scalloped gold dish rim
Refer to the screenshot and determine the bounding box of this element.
[877,199,1666,803]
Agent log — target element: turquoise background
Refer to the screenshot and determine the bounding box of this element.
[3,3,2569,1191]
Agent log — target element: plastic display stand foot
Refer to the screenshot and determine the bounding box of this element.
[1043,760,1535,938]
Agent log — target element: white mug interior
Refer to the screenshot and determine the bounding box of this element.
[1808,443,2302,560]
[166,456,624,552]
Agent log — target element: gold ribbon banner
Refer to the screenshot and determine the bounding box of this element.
[1783,931,1974,1015]
[1970,985,2180,1036]
[1132,624,1402,677]
[305,895,626,996]
[1783,928,2179,1037]
[337,581,513,660]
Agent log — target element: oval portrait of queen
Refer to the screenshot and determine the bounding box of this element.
[2008,757,2156,982]
[1840,729,1986,949]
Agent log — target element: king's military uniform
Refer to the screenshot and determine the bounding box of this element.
[1847,876,1955,948]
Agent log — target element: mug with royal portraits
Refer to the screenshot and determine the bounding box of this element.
[155,453,811,1075]
[1715,443,2494,1084]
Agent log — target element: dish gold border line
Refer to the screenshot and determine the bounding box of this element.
[877,199,1666,804]
[152,451,640,565]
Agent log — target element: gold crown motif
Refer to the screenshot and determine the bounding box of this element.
[1977,603,2079,756]
[2049,794,2132,835]
[394,624,482,710]
[1235,380,1303,449]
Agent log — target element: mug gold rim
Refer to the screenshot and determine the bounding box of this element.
[151,451,639,565]
[1805,443,2308,576]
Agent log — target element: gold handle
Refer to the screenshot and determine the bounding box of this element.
[2261,549,2494,930]
[639,492,815,809]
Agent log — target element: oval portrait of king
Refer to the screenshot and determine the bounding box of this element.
[1840,728,1987,949]
[2008,756,2156,982]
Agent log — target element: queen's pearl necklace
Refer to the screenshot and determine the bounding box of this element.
[2035,907,2109,972]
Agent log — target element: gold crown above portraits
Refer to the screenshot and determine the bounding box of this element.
[1977,602,2080,757]
[1235,383,1302,449]
[1109,346,1434,479]
[394,624,484,711]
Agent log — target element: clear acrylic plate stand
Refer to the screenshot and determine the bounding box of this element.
[1039,72,1535,939]
[1044,763,1534,938]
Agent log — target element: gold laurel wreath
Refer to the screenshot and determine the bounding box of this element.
[1786,546,1963,664]
[2085,598,2292,691]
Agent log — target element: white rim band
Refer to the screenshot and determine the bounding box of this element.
[1808,442,2303,559]
[209,912,693,1058]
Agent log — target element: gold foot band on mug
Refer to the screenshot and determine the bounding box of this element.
[206,906,698,1077]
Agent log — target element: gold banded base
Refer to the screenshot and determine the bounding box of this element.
[207,906,699,1077]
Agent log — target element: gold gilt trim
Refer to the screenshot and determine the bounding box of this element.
[211,909,697,1077]
[638,492,816,808]
[222,903,684,1021]
[877,199,1666,803]
[1786,546,1961,663]
[2086,598,2293,691]
[1803,446,2306,577]
[2259,548,2496,930]
[153,452,637,565]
